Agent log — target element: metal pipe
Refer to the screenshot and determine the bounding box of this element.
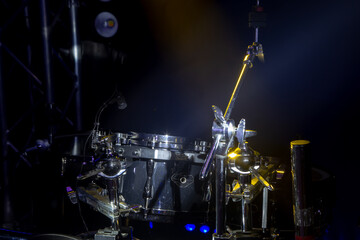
[215,155,226,236]
[24,4,37,152]
[69,0,83,132]
[223,60,251,121]
[39,0,54,143]
[224,51,255,121]
[0,29,14,228]
[107,178,120,231]
[200,134,221,180]
[2,44,42,86]
[143,159,155,218]
[261,187,268,230]
[0,30,6,163]
[241,199,252,233]
[239,174,252,233]
[40,0,54,107]
[291,140,314,239]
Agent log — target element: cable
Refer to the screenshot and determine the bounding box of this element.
[29,233,81,240]
[74,88,117,234]
[73,130,96,234]
[73,87,122,235]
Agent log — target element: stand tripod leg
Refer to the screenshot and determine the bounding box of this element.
[262,187,268,233]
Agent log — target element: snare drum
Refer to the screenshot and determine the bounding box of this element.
[112,132,211,222]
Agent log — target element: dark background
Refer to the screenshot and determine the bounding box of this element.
[1,0,360,239]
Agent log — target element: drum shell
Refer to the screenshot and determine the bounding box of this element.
[120,158,209,221]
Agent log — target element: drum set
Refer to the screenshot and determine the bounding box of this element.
[59,2,288,239]
[61,117,284,240]
[60,48,286,237]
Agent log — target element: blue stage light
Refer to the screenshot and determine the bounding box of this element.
[149,221,153,229]
[185,224,196,231]
[200,225,210,233]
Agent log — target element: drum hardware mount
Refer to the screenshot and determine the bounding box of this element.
[76,185,142,217]
[90,132,212,220]
[226,158,280,204]
[77,183,141,240]
[94,227,135,240]
[143,158,154,219]
[69,129,213,238]
[201,116,283,238]
[71,152,140,239]
[200,106,281,239]
[197,1,284,239]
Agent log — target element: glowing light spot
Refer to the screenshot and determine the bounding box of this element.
[106,19,115,27]
[185,224,195,231]
[291,140,310,146]
[228,152,238,159]
[200,225,210,233]
[149,221,153,229]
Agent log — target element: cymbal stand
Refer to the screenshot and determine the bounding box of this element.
[199,1,266,239]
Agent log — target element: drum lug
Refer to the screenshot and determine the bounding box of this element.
[171,173,194,188]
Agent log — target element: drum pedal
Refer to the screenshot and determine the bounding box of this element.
[94,227,135,240]
[94,228,119,240]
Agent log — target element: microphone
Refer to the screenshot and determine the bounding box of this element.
[109,93,127,110]
[115,94,127,110]
[25,139,50,152]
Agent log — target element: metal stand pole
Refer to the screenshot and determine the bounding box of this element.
[107,178,120,230]
[215,155,226,236]
[261,187,268,232]
[40,0,55,144]
[68,0,83,156]
[0,28,14,228]
[69,0,83,132]
[143,159,154,218]
[238,175,252,233]
[224,54,255,121]
[241,199,252,233]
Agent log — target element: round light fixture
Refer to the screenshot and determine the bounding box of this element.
[94,11,118,38]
